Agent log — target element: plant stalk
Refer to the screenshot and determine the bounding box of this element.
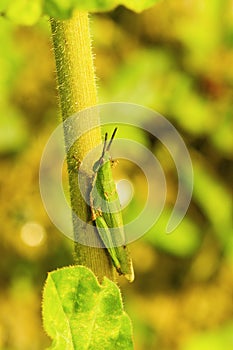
[50,11,114,281]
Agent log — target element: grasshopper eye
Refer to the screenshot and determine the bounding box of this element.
[93,160,100,172]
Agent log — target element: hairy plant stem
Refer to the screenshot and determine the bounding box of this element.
[50,12,114,281]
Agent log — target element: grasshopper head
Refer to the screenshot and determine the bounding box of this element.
[93,128,117,172]
[93,152,110,172]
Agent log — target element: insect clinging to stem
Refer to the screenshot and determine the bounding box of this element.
[90,127,134,282]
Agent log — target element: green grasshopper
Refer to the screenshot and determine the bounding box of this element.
[90,128,134,282]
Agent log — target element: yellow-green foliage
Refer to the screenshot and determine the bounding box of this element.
[0,1,232,349]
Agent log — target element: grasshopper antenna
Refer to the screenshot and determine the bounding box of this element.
[106,127,118,151]
[101,132,108,157]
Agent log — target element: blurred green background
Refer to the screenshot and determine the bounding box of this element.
[0,1,233,349]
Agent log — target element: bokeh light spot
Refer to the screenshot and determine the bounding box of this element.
[20,221,45,247]
[116,179,134,208]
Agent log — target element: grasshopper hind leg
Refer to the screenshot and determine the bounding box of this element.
[94,215,134,282]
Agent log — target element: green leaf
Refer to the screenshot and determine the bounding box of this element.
[99,49,214,135]
[144,209,202,258]
[193,160,233,245]
[42,266,134,350]
[0,0,10,12]
[118,0,161,13]
[44,0,161,19]
[6,0,42,25]
[181,322,233,350]
[0,108,28,153]
[2,0,161,24]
